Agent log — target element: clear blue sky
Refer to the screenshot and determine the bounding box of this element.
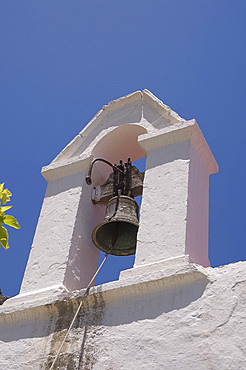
[1,1,246,297]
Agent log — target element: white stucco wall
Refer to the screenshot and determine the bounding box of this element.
[20,172,104,294]
[20,173,84,293]
[185,142,210,266]
[1,260,246,369]
[135,140,190,266]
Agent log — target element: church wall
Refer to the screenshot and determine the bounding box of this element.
[1,261,246,369]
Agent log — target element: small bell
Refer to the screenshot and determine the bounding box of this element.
[92,195,139,256]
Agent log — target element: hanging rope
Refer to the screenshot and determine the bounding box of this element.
[49,253,109,370]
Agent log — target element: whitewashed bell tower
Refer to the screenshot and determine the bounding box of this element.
[4,91,246,370]
[18,89,217,302]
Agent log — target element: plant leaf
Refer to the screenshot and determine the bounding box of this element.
[0,206,12,212]
[0,225,9,249]
[3,215,20,229]
[4,189,12,197]
[0,183,4,193]
[1,193,8,205]
[0,189,12,204]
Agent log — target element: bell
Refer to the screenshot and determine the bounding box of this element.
[92,195,139,256]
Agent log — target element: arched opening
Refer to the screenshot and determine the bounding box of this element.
[95,156,146,286]
[90,124,147,285]
[91,124,147,186]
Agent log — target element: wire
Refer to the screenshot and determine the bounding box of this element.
[49,253,109,370]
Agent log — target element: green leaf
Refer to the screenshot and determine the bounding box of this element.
[0,206,13,222]
[1,193,8,205]
[3,215,20,229]
[0,183,20,250]
[0,193,7,204]
[0,206,12,212]
[0,225,9,250]
[0,189,12,204]
[4,189,12,197]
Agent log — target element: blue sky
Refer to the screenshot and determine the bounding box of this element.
[1,1,246,297]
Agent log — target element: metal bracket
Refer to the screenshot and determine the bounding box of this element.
[91,165,144,205]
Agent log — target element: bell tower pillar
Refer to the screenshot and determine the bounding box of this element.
[133,120,218,269]
[19,162,105,296]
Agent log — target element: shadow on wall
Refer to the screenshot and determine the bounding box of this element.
[0,274,208,345]
[46,274,209,369]
[98,274,209,326]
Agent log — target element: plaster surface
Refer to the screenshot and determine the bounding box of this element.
[135,118,217,268]
[20,173,84,293]
[135,140,190,266]
[185,142,210,266]
[20,172,104,294]
[1,261,246,369]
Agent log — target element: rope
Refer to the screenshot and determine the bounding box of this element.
[49,253,109,370]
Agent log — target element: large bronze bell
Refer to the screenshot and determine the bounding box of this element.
[92,195,139,256]
[86,158,144,256]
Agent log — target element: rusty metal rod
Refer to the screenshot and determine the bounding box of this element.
[85,158,124,185]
